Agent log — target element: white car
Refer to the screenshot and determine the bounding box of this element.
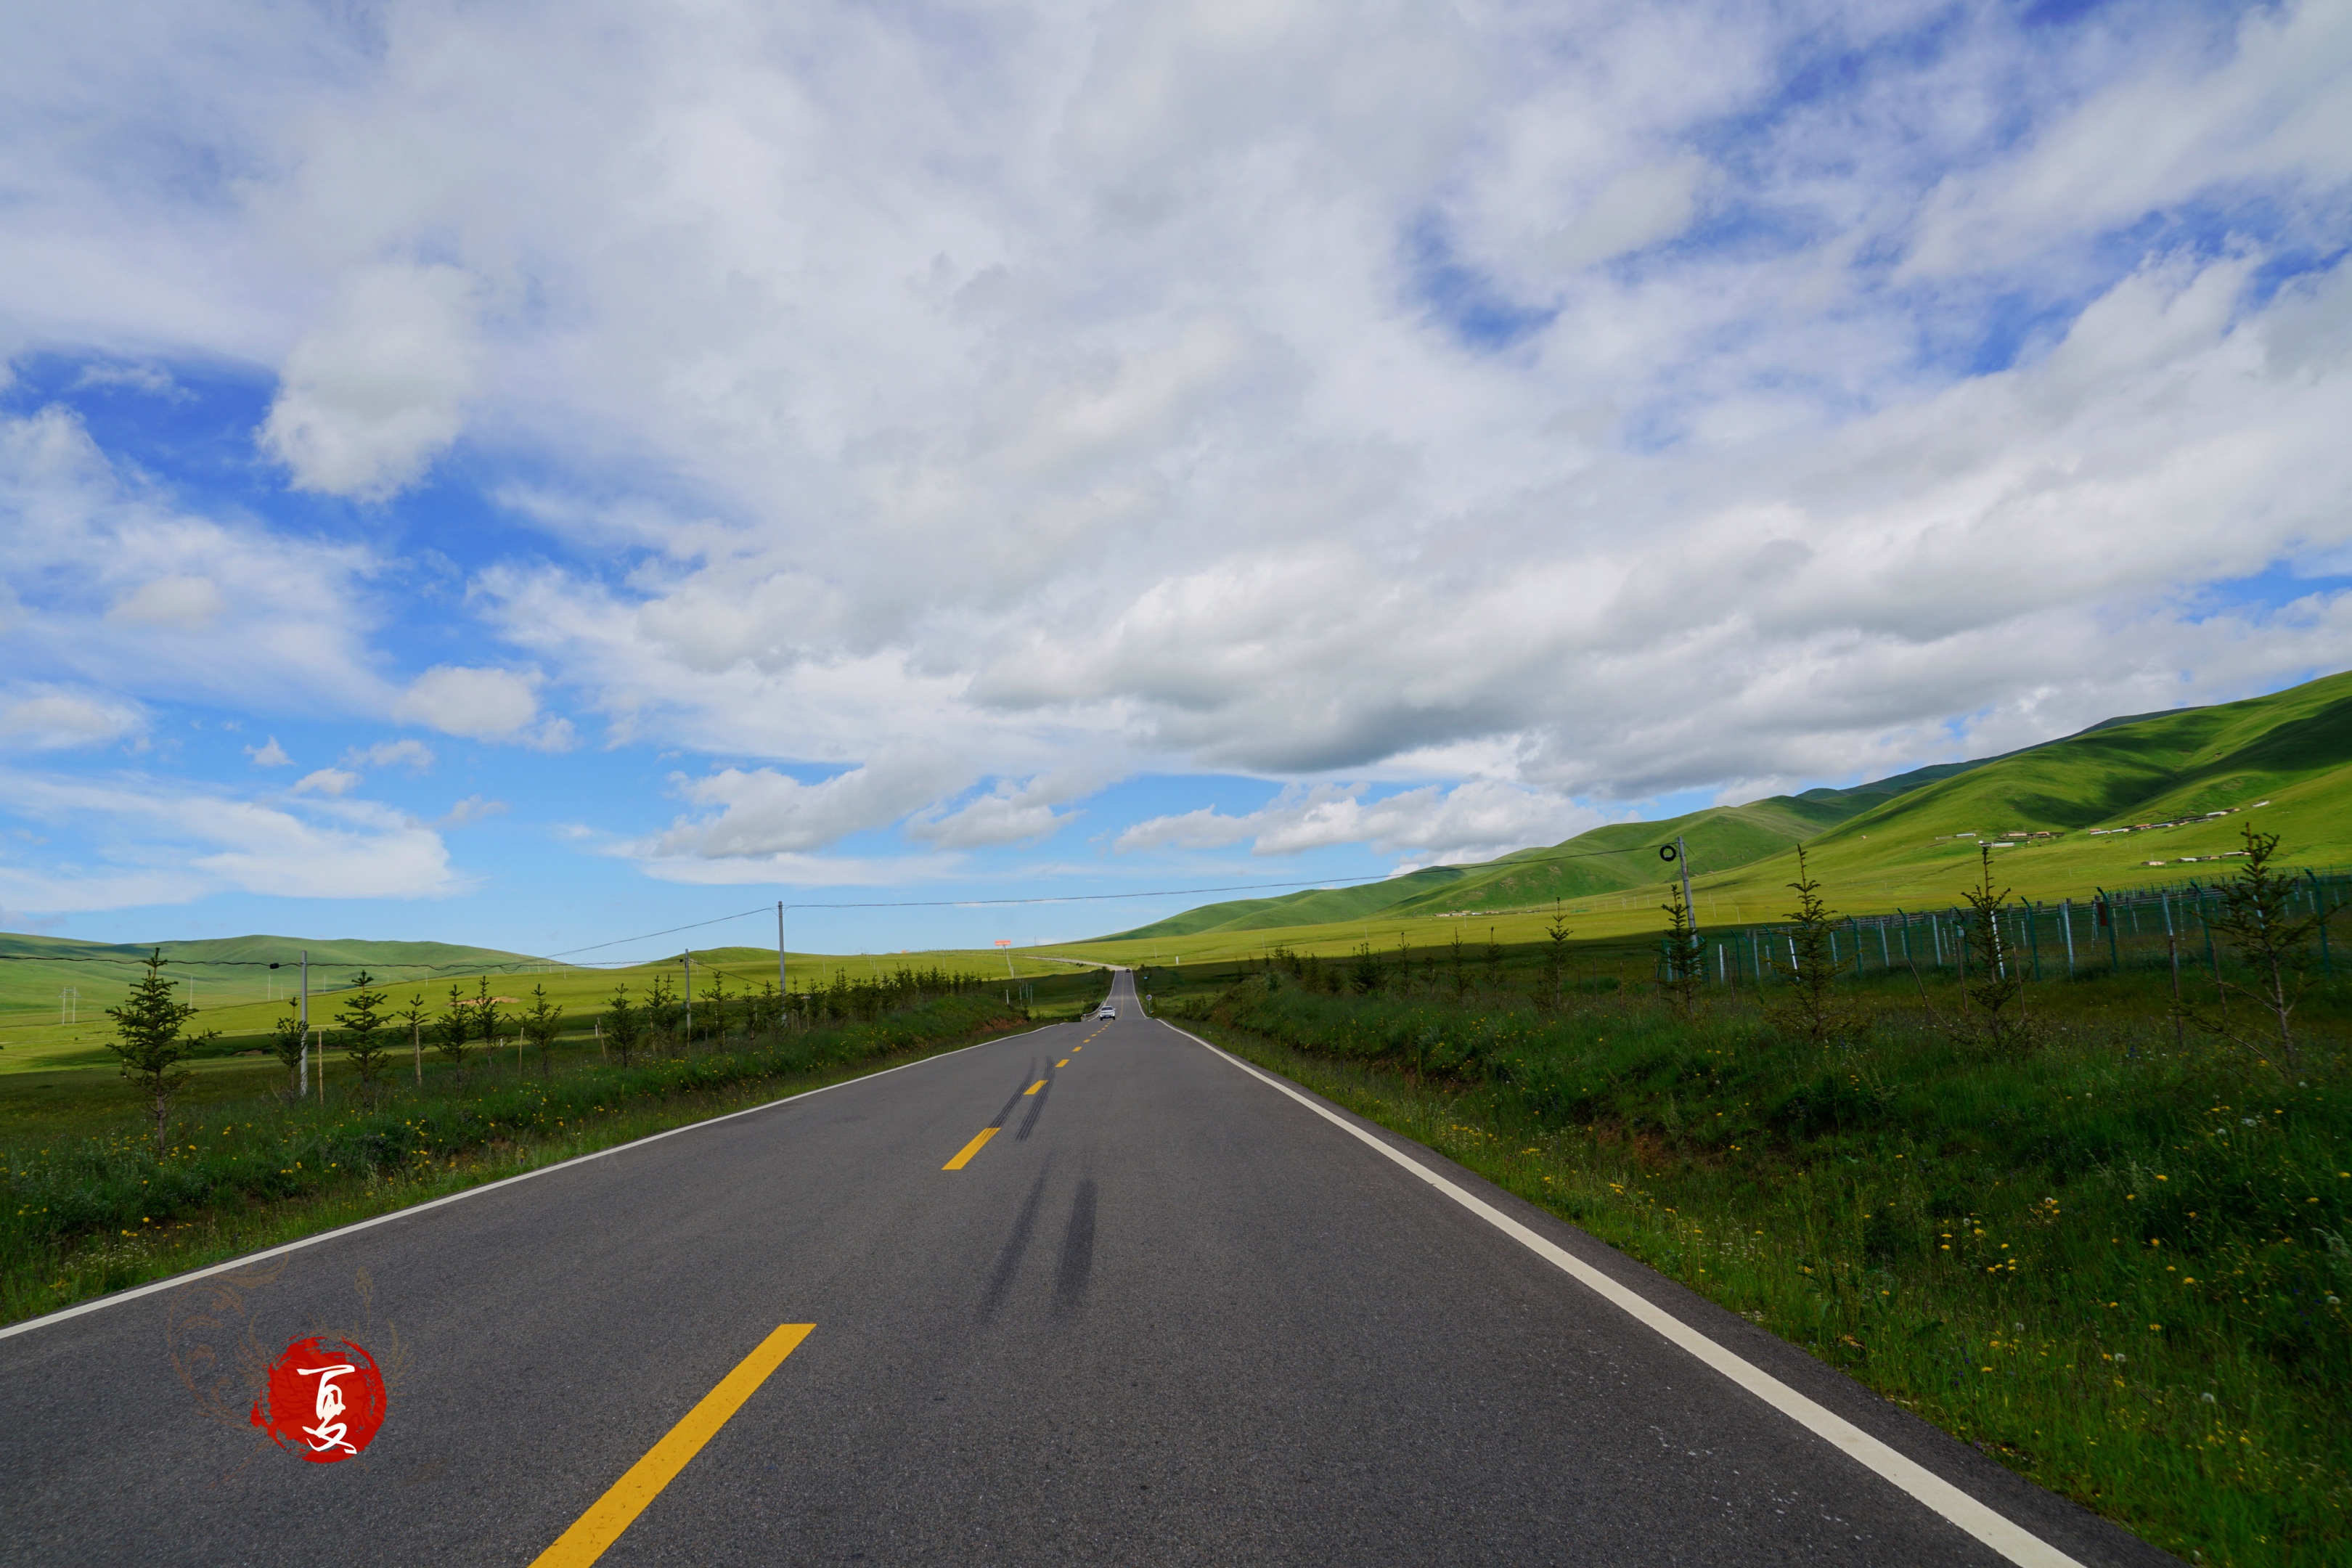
[1098,1005,1117,1019]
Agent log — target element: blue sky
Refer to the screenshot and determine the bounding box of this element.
[3,0,2349,962]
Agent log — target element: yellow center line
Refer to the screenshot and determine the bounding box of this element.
[1024,1079,1048,1095]
[1056,1058,1070,1067]
[942,1126,998,1169]
[530,1323,814,1567]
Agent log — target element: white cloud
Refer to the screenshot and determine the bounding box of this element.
[436,794,507,828]
[0,767,459,910]
[391,666,544,741]
[71,362,187,399]
[245,736,293,767]
[0,409,391,715]
[1117,780,1601,864]
[906,775,1090,850]
[1903,1,2352,279]
[259,262,479,501]
[106,575,227,630]
[343,738,436,771]
[1,0,2348,889]
[0,686,142,751]
[646,751,963,860]
[292,767,359,796]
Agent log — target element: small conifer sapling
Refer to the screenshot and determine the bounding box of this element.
[520,983,565,1079]
[105,949,214,1156]
[1659,881,1703,1016]
[334,971,393,1095]
[433,983,472,1077]
[1767,846,1857,1049]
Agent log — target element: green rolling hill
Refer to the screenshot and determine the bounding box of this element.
[1101,668,2352,944]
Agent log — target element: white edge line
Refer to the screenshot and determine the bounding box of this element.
[1,1021,1067,1344]
[1164,1019,2086,1568]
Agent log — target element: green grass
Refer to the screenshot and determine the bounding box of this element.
[0,990,1040,1327]
[1159,963,2350,1568]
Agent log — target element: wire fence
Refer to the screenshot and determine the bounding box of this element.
[1685,867,2348,986]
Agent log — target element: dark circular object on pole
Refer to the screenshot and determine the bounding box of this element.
[1659,845,1678,862]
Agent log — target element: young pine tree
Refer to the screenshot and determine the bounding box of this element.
[648,972,682,1053]
[604,982,648,1069]
[105,949,214,1156]
[334,971,393,1095]
[520,983,565,1079]
[700,968,732,1047]
[2186,822,2332,1071]
[1543,904,1574,1010]
[394,992,429,1085]
[1957,845,2032,1053]
[473,977,507,1064]
[1659,881,1704,1016]
[1767,846,1858,1049]
[1349,940,1384,995]
[433,983,472,1076]
[1448,928,1470,1001]
[1483,928,1506,995]
[269,998,309,1098]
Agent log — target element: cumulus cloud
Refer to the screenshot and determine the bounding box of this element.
[105,575,227,631]
[259,263,478,501]
[906,775,1090,850]
[646,751,964,860]
[0,767,459,910]
[391,666,567,746]
[0,409,390,714]
[292,767,359,796]
[437,794,507,828]
[343,738,436,771]
[245,736,293,767]
[0,686,142,751]
[3,0,2351,885]
[1117,780,1601,864]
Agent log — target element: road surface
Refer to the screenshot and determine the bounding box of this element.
[0,969,2174,1565]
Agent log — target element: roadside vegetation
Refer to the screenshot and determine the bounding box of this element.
[1153,825,2348,1568]
[0,960,1109,1327]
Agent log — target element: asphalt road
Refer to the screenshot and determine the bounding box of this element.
[0,968,2177,1566]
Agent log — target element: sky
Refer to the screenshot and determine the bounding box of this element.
[2,0,2349,962]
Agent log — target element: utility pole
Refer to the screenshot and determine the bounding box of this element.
[298,949,310,1098]
[683,951,694,1047]
[1676,836,1696,934]
[1661,836,1699,983]
[777,903,788,1025]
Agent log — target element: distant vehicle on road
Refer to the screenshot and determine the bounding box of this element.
[1098,1004,1117,1019]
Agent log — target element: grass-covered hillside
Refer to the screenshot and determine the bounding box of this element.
[1087,669,2352,963]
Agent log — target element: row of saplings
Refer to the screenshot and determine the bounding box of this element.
[100,957,995,1157]
[1246,822,2329,1072]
